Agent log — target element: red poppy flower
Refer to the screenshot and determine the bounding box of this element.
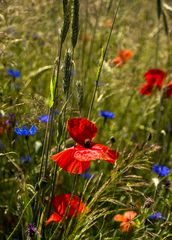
[144,69,167,90]
[139,83,153,96]
[46,194,88,225]
[52,118,119,174]
[114,211,137,232]
[112,50,133,67]
[165,82,172,98]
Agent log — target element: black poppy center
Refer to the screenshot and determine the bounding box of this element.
[84,139,91,148]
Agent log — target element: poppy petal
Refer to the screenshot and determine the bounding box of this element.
[46,212,62,225]
[46,194,88,224]
[119,50,133,61]
[112,57,123,67]
[52,147,90,174]
[52,195,68,216]
[114,214,126,222]
[74,144,119,164]
[67,118,97,145]
[124,211,137,220]
[165,82,172,97]
[144,69,167,89]
[139,83,153,96]
[120,222,132,232]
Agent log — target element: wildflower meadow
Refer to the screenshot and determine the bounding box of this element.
[1,0,172,239]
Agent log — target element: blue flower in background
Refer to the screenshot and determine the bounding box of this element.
[99,111,115,119]
[7,69,21,78]
[38,115,49,123]
[29,125,37,136]
[15,125,37,137]
[27,223,39,237]
[20,156,32,163]
[152,164,170,177]
[80,168,95,180]
[148,212,165,221]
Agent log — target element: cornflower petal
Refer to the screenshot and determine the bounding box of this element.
[152,164,170,177]
[15,127,23,136]
[7,69,21,78]
[148,212,165,220]
[39,115,49,123]
[22,126,29,136]
[99,111,115,119]
[29,125,37,136]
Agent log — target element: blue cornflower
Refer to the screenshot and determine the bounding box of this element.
[80,168,95,180]
[7,69,21,78]
[38,115,49,123]
[29,125,37,136]
[15,125,37,136]
[152,164,170,177]
[148,212,165,221]
[99,111,115,119]
[20,156,32,163]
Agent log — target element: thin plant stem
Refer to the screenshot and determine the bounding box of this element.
[87,0,122,119]
[83,0,103,86]
[25,138,31,157]
[7,192,37,240]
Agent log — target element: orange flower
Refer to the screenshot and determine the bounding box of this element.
[103,19,113,28]
[112,50,133,67]
[114,211,137,232]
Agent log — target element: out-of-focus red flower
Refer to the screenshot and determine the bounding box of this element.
[114,211,137,232]
[80,33,92,42]
[144,69,167,90]
[52,118,119,174]
[139,83,153,96]
[165,82,172,98]
[139,69,167,96]
[46,194,88,225]
[112,50,133,67]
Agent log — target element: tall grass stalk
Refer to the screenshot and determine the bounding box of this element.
[87,0,122,119]
[35,0,72,231]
